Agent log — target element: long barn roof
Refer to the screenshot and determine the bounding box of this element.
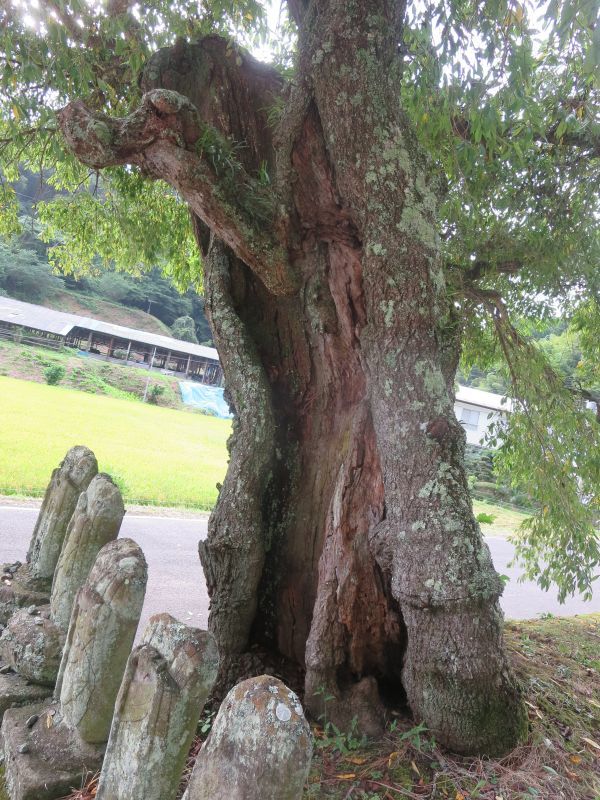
[0,296,219,361]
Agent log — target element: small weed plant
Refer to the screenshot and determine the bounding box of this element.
[147,383,165,404]
[313,687,368,755]
[198,708,216,737]
[316,717,368,757]
[44,364,66,385]
[475,511,497,525]
[396,720,434,752]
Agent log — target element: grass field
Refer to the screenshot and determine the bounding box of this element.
[0,375,230,509]
[473,498,528,538]
[0,373,531,533]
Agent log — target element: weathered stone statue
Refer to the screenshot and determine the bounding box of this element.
[27,447,99,581]
[96,614,219,800]
[1,539,147,800]
[183,675,313,800]
[0,473,125,694]
[57,538,147,742]
[50,473,125,630]
[0,446,98,625]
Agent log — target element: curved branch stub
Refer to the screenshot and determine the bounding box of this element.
[58,101,126,170]
[57,91,200,170]
[57,93,299,297]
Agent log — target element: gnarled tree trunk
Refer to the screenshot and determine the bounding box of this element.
[59,0,527,755]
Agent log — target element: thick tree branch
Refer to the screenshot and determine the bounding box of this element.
[451,115,600,158]
[462,258,523,282]
[58,92,198,168]
[445,258,524,293]
[542,122,600,157]
[286,0,308,26]
[41,0,142,50]
[58,91,298,296]
[43,0,84,42]
[106,0,134,14]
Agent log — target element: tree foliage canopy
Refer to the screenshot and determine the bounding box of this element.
[1,0,598,599]
[171,314,199,343]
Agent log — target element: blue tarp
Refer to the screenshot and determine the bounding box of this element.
[179,382,233,419]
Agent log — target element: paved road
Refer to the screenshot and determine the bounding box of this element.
[1,508,598,640]
[0,507,209,640]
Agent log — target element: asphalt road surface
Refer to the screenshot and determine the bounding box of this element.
[1,506,598,641]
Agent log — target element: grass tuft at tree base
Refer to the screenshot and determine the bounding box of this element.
[305,615,599,799]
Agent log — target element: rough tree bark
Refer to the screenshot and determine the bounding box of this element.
[59,0,527,755]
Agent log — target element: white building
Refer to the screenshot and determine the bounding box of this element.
[454,385,512,447]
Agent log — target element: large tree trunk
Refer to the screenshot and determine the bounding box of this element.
[59,0,527,756]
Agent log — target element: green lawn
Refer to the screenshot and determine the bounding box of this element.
[473,498,528,538]
[0,375,230,509]
[0,375,531,534]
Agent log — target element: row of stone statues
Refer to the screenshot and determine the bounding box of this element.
[0,447,312,800]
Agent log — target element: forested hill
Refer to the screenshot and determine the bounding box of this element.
[0,237,213,343]
[1,171,213,344]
